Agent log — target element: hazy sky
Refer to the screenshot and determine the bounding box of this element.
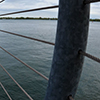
[0,0,100,18]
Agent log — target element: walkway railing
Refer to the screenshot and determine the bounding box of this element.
[0,82,12,100]
[0,0,5,3]
[0,0,100,100]
[0,64,33,100]
[0,5,59,16]
[0,30,55,45]
[0,4,58,100]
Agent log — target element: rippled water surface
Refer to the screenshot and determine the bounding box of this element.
[0,20,100,100]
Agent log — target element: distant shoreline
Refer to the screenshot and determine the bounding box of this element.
[0,17,100,21]
[0,17,58,20]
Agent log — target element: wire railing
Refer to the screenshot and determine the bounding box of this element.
[0,28,100,100]
[0,0,100,100]
[84,0,100,4]
[0,0,5,3]
[68,95,74,100]
[0,29,100,64]
[0,5,59,16]
[0,30,55,45]
[0,4,57,100]
[0,46,49,81]
[79,50,100,63]
[0,82,12,100]
[0,64,33,100]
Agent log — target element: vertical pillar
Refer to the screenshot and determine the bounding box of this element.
[45,0,90,100]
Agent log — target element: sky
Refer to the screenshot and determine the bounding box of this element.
[0,0,100,18]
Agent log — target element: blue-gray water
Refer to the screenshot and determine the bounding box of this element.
[0,20,100,100]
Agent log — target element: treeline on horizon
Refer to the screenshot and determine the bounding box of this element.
[0,17,100,21]
[0,17,58,20]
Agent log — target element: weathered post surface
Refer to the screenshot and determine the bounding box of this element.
[45,0,90,100]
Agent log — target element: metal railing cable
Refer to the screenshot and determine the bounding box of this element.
[0,64,33,100]
[68,96,74,100]
[0,30,55,46]
[0,82,12,100]
[0,29,100,65]
[0,29,100,64]
[84,0,100,4]
[0,5,59,16]
[0,0,5,3]
[0,46,49,81]
[79,50,100,63]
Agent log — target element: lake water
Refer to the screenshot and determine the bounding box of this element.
[0,20,100,100]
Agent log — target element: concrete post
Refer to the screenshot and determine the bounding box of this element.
[45,0,90,100]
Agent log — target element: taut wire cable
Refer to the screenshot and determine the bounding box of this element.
[84,0,100,4]
[0,82,12,100]
[0,46,49,81]
[0,30,55,46]
[0,0,5,3]
[0,5,59,16]
[68,96,74,100]
[1,30,100,64]
[79,50,100,63]
[0,64,33,100]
